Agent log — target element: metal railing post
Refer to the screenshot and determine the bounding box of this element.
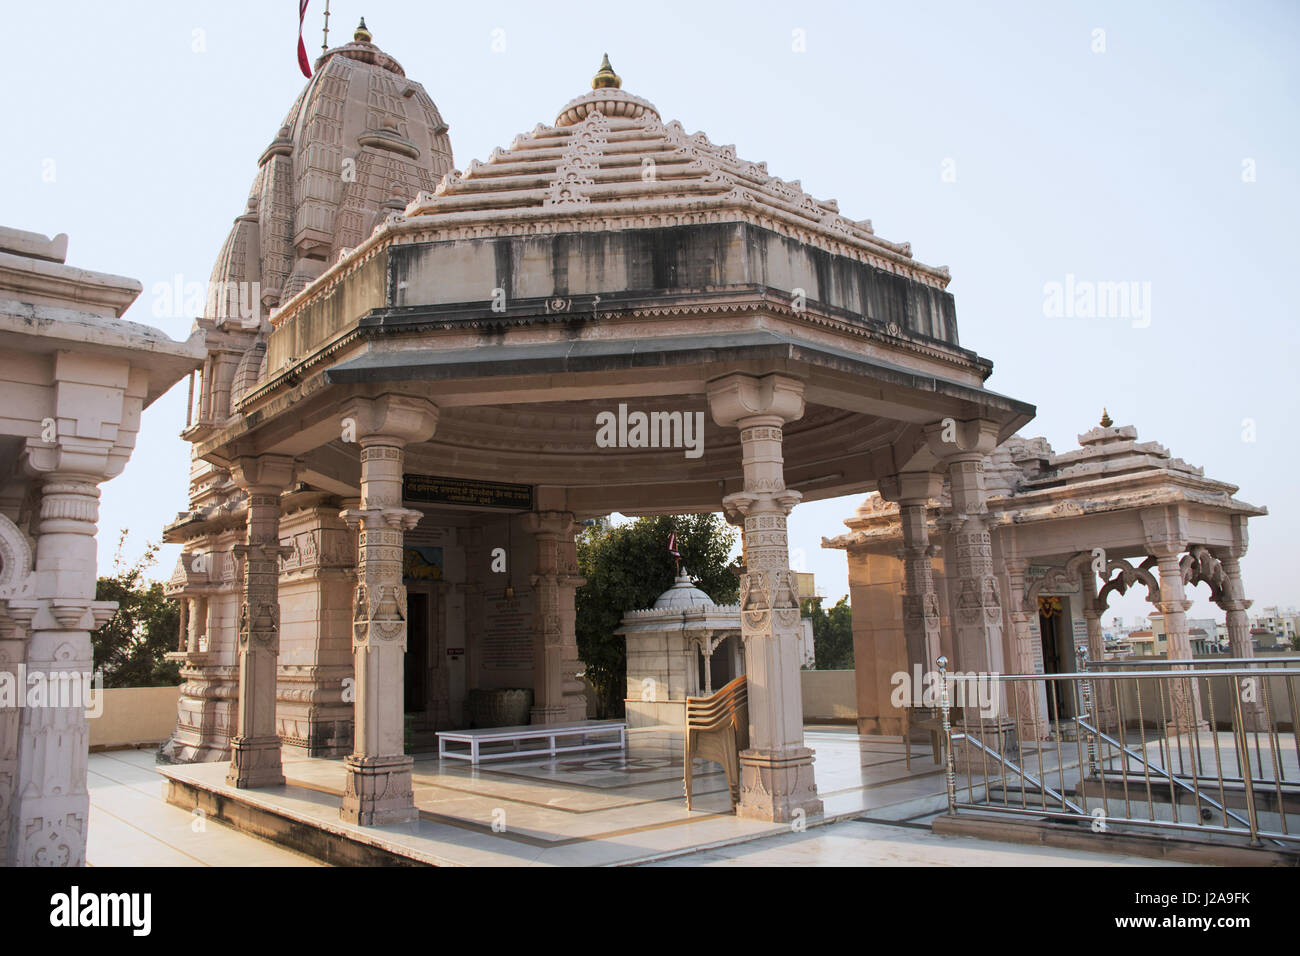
[939,655,956,814]
[1231,675,1262,846]
[1077,645,1099,777]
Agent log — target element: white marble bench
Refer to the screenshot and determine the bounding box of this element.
[436,720,627,765]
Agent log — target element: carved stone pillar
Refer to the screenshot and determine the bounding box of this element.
[6,469,115,866]
[226,455,295,789]
[1217,552,1267,731]
[1004,559,1047,741]
[523,511,587,725]
[1081,567,1123,733]
[177,597,191,653]
[1079,572,1118,733]
[338,395,438,826]
[0,603,32,865]
[275,503,359,758]
[708,372,821,823]
[1154,550,1205,734]
[160,543,240,763]
[878,472,944,675]
[928,420,1008,721]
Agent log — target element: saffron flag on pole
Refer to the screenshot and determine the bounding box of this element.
[667,532,679,559]
[297,0,313,78]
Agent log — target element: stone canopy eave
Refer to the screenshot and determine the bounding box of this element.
[0,297,204,408]
[249,284,998,415]
[353,286,991,374]
[821,468,1266,554]
[322,331,1033,424]
[192,329,1033,468]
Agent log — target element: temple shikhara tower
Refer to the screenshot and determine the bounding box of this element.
[160,24,1034,826]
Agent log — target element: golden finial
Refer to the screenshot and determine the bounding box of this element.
[592,53,621,90]
[1100,408,1113,428]
[354,17,372,43]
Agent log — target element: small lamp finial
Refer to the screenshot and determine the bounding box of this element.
[354,17,372,43]
[592,53,621,90]
[1100,408,1113,428]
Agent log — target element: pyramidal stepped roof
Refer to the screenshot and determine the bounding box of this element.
[387,57,951,291]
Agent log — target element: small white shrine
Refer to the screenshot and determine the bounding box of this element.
[617,572,743,729]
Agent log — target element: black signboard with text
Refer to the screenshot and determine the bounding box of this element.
[403,474,533,511]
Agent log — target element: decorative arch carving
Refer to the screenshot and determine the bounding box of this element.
[1022,551,1092,611]
[1096,556,1160,610]
[1180,545,1227,606]
[0,512,35,600]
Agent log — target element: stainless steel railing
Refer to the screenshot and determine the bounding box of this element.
[1088,655,1300,668]
[936,656,1300,848]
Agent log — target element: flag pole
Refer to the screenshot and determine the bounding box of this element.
[322,0,331,52]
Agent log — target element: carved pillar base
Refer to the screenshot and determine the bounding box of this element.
[1231,673,1270,734]
[340,753,417,826]
[1164,674,1210,739]
[736,747,822,823]
[226,735,285,788]
[6,620,98,867]
[531,705,568,725]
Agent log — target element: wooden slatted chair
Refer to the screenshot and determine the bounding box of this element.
[685,675,749,811]
[903,706,944,771]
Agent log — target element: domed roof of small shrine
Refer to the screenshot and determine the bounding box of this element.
[651,570,716,610]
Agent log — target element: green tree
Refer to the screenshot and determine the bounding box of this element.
[801,595,854,670]
[576,514,739,718]
[92,531,182,688]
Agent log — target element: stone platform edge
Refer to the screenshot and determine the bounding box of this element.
[160,764,443,866]
[932,810,1299,867]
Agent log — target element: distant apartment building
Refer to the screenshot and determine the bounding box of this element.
[1250,606,1297,648]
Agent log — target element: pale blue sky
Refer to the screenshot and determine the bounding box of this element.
[5,1,1297,627]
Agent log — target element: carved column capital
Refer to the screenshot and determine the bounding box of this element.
[722,488,802,519]
[341,394,439,447]
[925,418,1001,461]
[339,507,423,533]
[706,372,805,429]
[877,470,945,505]
[22,440,115,483]
[520,510,583,540]
[230,454,296,495]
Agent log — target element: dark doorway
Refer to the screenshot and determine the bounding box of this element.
[1038,599,1070,720]
[405,592,428,715]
